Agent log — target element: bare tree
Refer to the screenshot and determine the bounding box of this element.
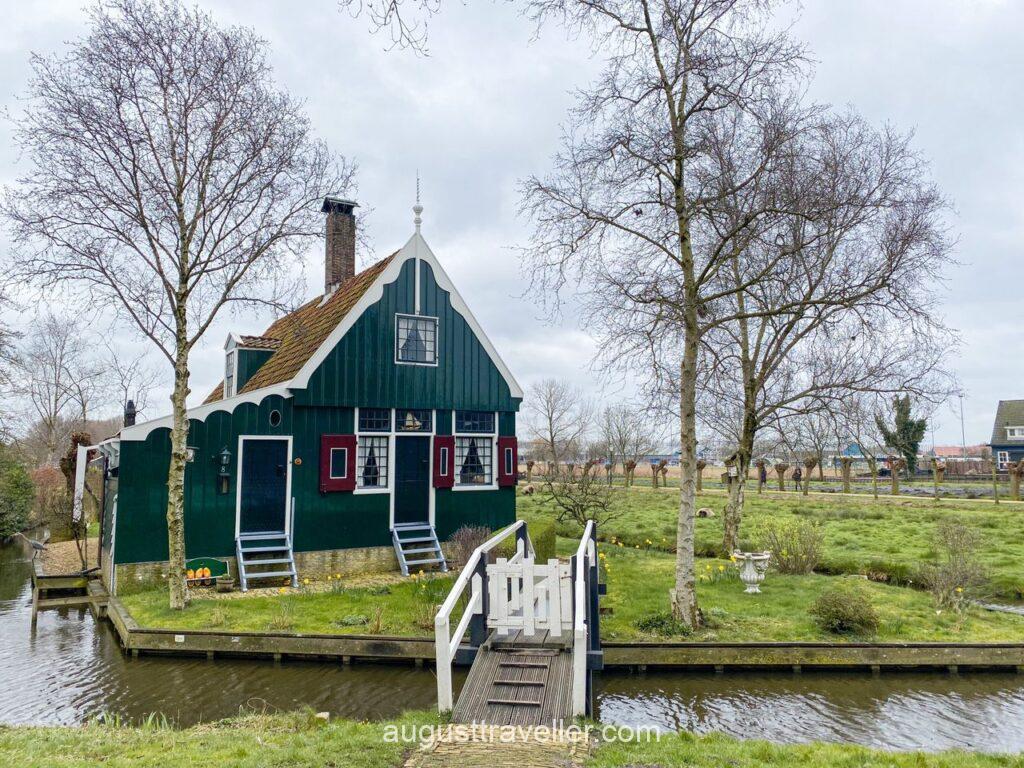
[2,0,351,610]
[694,106,952,553]
[601,403,662,474]
[12,314,105,464]
[524,378,594,468]
[338,0,442,53]
[105,346,161,421]
[521,0,814,627]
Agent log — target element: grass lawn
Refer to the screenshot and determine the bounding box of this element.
[119,539,1024,643]
[590,543,1024,642]
[591,730,1024,768]
[1,714,1020,767]
[520,487,1024,600]
[119,572,454,636]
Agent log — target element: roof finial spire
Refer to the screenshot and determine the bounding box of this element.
[413,170,423,234]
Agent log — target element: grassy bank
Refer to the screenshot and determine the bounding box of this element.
[592,730,1023,768]
[594,544,1024,642]
[118,542,1024,643]
[1,713,1020,767]
[120,572,455,636]
[520,487,1024,600]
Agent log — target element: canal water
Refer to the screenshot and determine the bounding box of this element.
[4,536,1024,753]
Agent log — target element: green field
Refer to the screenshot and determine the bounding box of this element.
[520,487,1024,601]
[0,713,1019,767]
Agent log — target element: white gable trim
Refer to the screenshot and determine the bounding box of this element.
[289,232,524,399]
[120,384,293,441]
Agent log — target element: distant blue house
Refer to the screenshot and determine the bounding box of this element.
[990,400,1024,470]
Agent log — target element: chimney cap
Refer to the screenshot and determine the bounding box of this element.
[322,196,359,214]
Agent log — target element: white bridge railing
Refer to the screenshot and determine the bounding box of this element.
[434,521,532,712]
[434,519,600,717]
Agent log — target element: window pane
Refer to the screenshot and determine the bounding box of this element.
[456,436,492,485]
[396,315,437,364]
[359,408,391,432]
[455,411,494,434]
[330,447,348,479]
[358,436,389,488]
[395,408,432,432]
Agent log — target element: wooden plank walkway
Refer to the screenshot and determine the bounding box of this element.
[452,631,574,727]
[404,724,590,768]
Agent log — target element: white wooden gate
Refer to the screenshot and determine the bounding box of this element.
[486,557,572,637]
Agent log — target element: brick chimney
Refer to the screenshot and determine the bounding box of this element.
[322,196,358,292]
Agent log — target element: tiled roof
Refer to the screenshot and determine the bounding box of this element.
[991,400,1024,444]
[238,335,282,350]
[203,255,395,405]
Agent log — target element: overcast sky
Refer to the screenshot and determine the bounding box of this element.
[1,0,1020,446]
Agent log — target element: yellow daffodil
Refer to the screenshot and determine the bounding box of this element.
[303,578,310,585]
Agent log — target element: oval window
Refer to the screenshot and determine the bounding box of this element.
[269,410,282,427]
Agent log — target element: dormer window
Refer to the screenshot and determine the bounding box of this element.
[395,314,438,365]
[224,349,236,398]
[1007,427,1024,440]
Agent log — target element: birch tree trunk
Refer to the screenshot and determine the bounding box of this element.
[672,297,699,627]
[166,304,190,610]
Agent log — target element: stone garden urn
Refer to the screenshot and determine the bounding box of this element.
[732,551,771,594]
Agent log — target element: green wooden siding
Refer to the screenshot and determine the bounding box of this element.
[114,253,520,565]
[236,348,274,391]
[295,260,520,411]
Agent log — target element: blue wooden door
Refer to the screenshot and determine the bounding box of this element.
[239,439,289,534]
[394,436,430,524]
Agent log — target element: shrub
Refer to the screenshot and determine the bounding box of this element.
[634,611,693,638]
[759,519,823,574]
[920,519,987,613]
[810,582,879,635]
[447,525,492,567]
[0,448,35,539]
[529,517,556,562]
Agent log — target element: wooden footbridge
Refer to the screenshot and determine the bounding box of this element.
[434,520,602,726]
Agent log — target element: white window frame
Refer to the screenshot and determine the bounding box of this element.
[1007,427,1024,440]
[452,410,498,491]
[998,450,1010,470]
[394,313,439,367]
[354,407,438,531]
[439,445,450,477]
[224,348,238,399]
[503,445,515,477]
[329,446,349,480]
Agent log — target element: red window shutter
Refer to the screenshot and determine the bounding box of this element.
[497,436,518,487]
[433,435,455,489]
[320,434,356,492]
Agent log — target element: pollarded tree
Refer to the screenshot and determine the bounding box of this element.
[2,0,351,610]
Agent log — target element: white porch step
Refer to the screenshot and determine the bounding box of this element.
[235,509,299,592]
[391,521,447,576]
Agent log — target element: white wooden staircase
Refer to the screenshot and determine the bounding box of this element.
[235,532,299,591]
[392,522,448,576]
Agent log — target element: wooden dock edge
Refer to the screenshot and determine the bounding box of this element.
[98,601,1024,671]
[602,642,1024,670]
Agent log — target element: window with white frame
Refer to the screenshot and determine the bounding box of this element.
[224,350,235,398]
[357,436,389,488]
[329,447,349,479]
[455,436,492,485]
[455,410,496,486]
[396,314,438,365]
[1007,427,1024,440]
[998,451,1010,470]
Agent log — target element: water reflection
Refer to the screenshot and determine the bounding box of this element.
[5,536,1024,752]
[596,670,1024,752]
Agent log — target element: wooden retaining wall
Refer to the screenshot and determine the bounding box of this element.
[602,642,1024,671]
[102,598,1024,670]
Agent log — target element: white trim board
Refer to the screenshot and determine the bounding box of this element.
[290,232,524,399]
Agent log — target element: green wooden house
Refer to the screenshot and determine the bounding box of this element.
[96,199,522,594]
